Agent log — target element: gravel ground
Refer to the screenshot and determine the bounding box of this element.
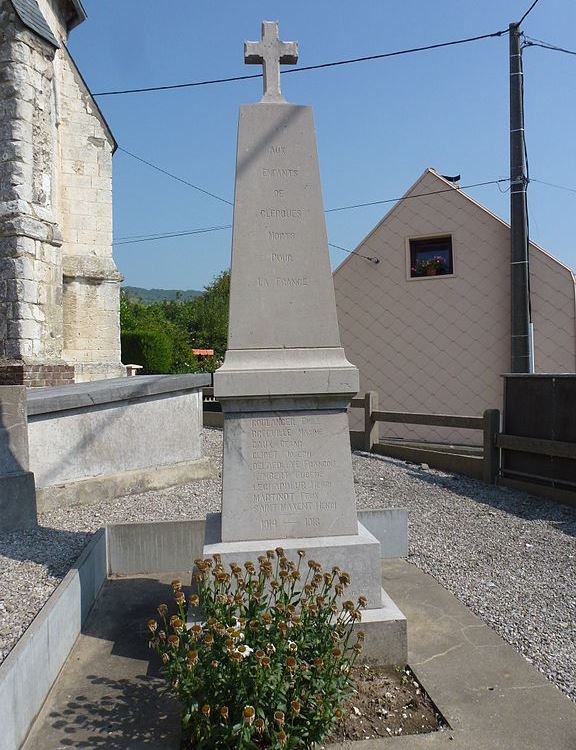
[1,428,575,704]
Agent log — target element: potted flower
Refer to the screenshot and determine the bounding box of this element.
[413,256,447,277]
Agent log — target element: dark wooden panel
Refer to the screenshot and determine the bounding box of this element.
[496,434,576,459]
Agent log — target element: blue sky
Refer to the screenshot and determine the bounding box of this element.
[68,1,576,290]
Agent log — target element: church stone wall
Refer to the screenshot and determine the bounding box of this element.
[0,0,69,385]
[0,0,124,385]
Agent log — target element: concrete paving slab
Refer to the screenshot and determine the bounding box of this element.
[22,574,186,750]
[21,561,576,750]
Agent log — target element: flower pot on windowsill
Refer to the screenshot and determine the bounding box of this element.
[425,268,438,276]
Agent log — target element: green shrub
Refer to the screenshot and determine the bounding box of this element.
[121,329,173,373]
[148,549,367,749]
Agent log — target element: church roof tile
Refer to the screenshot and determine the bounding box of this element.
[10,0,59,47]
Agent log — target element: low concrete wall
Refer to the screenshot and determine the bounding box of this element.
[0,530,106,750]
[27,375,214,509]
[106,510,408,576]
[107,519,207,576]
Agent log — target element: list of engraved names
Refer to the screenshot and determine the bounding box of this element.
[246,413,338,534]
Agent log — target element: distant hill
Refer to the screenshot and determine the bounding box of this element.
[123,286,203,304]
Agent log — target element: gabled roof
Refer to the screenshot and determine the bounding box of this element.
[334,167,576,283]
[11,0,59,47]
[10,0,86,47]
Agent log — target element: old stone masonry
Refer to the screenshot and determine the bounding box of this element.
[0,0,124,386]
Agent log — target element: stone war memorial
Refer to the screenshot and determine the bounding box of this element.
[207,21,406,659]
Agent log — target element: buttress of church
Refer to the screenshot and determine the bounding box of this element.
[0,0,125,386]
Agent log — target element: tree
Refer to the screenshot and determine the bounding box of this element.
[119,270,231,374]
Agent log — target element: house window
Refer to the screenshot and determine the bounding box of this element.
[409,236,453,278]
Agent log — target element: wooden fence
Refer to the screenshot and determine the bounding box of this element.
[202,387,575,504]
[350,392,500,484]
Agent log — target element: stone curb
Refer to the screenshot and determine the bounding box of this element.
[0,530,107,750]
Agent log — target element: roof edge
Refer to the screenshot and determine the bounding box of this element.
[62,43,117,152]
[333,167,438,276]
[66,0,87,30]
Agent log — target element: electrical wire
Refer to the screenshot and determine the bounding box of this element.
[115,180,508,243]
[118,147,233,206]
[113,179,510,267]
[519,0,543,25]
[115,225,378,262]
[94,29,509,97]
[530,178,576,194]
[523,36,576,56]
[324,179,509,213]
[328,242,379,263]
[114,225,232,246]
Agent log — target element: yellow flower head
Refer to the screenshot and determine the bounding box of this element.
[147,619,157,633]
[274,710,285,726]
[243,705,255,725]
[157,603,168,616]
[186,650,199,666]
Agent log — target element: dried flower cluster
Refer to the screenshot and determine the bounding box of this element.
[148,548,367,748]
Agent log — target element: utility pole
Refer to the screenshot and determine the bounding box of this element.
[509,22,533,373]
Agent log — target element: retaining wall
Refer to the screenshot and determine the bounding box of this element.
[27,374,214,510]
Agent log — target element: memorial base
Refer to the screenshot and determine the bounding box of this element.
[200,513,407,664]
[205,513,381,610]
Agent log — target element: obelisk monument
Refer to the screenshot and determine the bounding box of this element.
[207,22,406,637]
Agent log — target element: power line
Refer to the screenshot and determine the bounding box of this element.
[523,36,576,56]
[114,223,379,262]
[118,147,233,206]
[518,0,543,26]
[114,224,232,246]
[324,179,509,213]
[94,29,509,97]
[530,177,576,194]
[328,242,379,264]
[113,179,510,266]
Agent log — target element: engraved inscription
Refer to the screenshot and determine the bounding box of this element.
[260,208,303,219]
[269,231,295,241]
[270,253,293,263]
[262,168,299,178]
[257,277,308,287]
[268,145,287,155]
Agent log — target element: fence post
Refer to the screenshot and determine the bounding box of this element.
[364,391,379,452]
[483,409,500,484]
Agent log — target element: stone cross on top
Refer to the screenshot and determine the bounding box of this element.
[244,21,298,103]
